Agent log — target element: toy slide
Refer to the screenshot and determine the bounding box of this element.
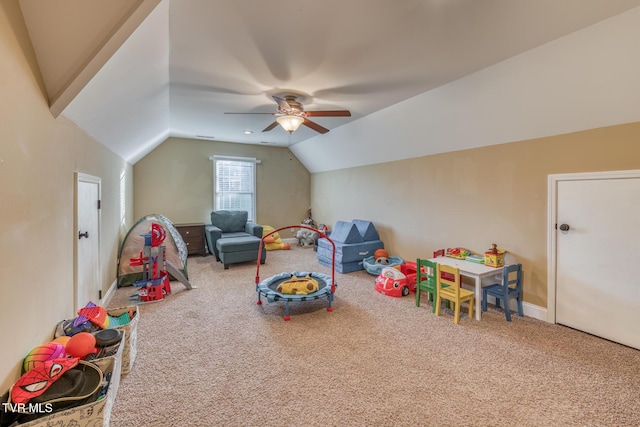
[166,260,196,289]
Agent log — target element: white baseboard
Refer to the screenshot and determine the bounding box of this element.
[100,279,118,307]
[282,237,298,244]
[485,295,547,322]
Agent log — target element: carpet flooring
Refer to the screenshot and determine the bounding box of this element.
[107,246,640,427]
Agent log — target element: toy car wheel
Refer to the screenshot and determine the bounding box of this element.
[402,286,409,297]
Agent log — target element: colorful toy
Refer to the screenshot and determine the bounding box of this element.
[484,243,506,267]
[130,223,172,302]
[23,342,67,373]
[374,262,418,297]
[11,357,80,404]
[362,255,404,275]
[52,336,71,347]
[445,247,471,259]
[262,225,291,250]
[65,332,97,359]
[77,301,109,329]
[256,224,336,321]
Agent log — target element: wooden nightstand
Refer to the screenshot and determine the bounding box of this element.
[175,223,206,256]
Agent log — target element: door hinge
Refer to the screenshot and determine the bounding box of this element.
[97,200,101,209]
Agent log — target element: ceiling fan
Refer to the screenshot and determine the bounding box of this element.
[225,95,351,134]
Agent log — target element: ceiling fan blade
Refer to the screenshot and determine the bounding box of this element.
[272,95,291,111]
[303,119,329,134]
[224,112,275,115]
[262,121,279,132]
[304,110,351,117]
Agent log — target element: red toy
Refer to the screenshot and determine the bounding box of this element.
[374,262,418,297]
[65,332,97,359]
[131,224,172,302]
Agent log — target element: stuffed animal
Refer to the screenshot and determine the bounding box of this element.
[262,225,291,251]
[276,275,319,294]
[296,227,318,246]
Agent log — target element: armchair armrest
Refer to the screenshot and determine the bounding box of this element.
[204,225,222,260]
[245,222,263,239]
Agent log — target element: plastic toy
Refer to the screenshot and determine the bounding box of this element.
[77,301,109,329]
[52,335,71,347]
[130,223,172,302]
[23,342,67,373]
[65,332,97,359]
[374,263,418,297]
[446,247,471,259]
[363,255,404,275]
[256,225,336,321]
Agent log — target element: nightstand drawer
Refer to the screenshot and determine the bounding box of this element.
[179,226,203,238]
[175,223,206,256]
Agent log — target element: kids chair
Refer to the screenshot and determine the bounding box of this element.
[415,259,438,310]
[481,263,524,321]
[433,249,455,281]
[435,264,475,324]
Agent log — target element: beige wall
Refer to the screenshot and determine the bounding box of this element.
[311,122,640,308]
[133,137,311,233]
[0,1,133,391]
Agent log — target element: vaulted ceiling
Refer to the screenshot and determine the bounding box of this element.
[18,0,640,165]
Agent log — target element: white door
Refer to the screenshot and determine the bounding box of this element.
[550,171,640,349]
[76,173,101,311]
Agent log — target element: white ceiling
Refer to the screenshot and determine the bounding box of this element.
[19,0,640,164]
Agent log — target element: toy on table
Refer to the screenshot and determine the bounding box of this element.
[484,243,506,267]
[446,247,471,259]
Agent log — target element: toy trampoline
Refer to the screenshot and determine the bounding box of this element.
[255,225,336,321]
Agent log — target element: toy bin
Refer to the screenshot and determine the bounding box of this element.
[107,305,139,375]
[17,356,118,427]
[484,250,506,268]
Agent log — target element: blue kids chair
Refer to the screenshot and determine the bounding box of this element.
[481,263,523,321]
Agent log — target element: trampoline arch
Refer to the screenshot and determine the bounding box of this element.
[255,225,336,321]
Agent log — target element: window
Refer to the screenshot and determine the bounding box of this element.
[211,156,260,222]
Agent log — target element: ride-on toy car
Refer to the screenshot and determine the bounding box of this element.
[374,262,418,297]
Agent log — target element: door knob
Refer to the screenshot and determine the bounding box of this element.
[79,231,89,239]
[558,224,570,232]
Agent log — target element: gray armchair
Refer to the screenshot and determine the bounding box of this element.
[205,210,266,269]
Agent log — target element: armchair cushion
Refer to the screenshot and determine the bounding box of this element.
[211,210,248,233]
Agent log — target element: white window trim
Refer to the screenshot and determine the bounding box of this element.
[210,155,261,222]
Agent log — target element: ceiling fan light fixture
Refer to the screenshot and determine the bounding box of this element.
[276,115,304,133]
